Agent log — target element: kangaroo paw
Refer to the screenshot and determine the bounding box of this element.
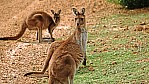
[51,38,55,42]
[24,72,34,76]
[82,59,86,66]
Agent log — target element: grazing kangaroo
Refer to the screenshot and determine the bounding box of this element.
[24,8,87,84]
[0,10,61,43]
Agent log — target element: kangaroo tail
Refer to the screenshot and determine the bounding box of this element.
[0,38,9,40]
[24,71,45,76]
[0,21,27,40]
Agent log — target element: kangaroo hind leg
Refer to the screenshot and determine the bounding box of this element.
[37,27,42,43]
[48,26,55,42]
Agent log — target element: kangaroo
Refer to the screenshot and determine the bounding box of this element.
[24,8,87,84]
[0,10,61,43]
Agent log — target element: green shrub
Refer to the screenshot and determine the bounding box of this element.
[119,0,149,9]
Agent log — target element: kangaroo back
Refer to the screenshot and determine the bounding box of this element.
[49,55,76,84]
[48,42,83,84]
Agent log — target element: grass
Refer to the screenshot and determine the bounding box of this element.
[74,11,149,84]
[107,0,120,4]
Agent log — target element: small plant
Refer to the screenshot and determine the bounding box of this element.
[119,0,149,9]
[107,0,120,4]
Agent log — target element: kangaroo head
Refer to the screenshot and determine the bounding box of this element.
[72,8,85,27]
[51,10,61,21]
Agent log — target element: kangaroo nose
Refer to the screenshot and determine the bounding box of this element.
[77,23,79,26]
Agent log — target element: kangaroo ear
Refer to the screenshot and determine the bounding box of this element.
[51,10,55,14]
[72,8,78,15]
[58,10,61,14]
[81,8,85,15]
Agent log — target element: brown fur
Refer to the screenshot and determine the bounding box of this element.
[24,8,87,84]
[0,10,61,43]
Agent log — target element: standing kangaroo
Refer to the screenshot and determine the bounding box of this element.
[24,8,87,84]
[0,10,61,43]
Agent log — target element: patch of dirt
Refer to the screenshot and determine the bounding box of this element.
[136,58,149,63]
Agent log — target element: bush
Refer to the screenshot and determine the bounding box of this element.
[119,0,149,9]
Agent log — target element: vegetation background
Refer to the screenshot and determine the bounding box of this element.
[0,0,149,84]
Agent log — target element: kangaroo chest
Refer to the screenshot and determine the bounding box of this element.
[77,28,87,51]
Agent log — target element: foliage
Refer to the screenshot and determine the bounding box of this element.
[107,0,149,9]
[119,0,149,9]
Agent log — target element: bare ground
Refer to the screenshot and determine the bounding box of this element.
[0,0,149,84]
